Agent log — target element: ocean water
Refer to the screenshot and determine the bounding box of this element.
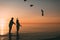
[0,23,60,40]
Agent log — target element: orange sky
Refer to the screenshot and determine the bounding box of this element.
[0,4,60,24]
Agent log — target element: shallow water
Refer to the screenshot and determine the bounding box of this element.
[0,23,60,40]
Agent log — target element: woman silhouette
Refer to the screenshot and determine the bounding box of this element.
[16,18,21,33]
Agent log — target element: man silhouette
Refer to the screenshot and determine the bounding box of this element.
[16,18,21,33]
[9,17,15,34]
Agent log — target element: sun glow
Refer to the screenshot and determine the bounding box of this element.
[0,19,5,35]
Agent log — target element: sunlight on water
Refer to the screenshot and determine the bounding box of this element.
[0,19,5,35]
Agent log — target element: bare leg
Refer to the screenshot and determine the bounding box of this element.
[17,27,20,34]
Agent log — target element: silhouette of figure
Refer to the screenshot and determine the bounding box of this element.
[9,17,15,34]
[16,18,21,33]
[41,9,44,16]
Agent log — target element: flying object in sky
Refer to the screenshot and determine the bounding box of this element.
[41,9,44,16]
[24,0,27,2]
[30,4,34,7]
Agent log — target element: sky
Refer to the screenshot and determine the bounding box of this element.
[0,0,60,35]
[0,0,60,23]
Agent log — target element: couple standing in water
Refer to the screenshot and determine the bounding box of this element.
[9,17,21,34]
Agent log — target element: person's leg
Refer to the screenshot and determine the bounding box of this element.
[17,27,19,33]
[18,27,20,32]
[9,26,12,34]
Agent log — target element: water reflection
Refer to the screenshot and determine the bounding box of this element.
[16,32,19,40]
[9,33,12,40]
[1,37,5,40]
[9,32,20,40]
[0,33,20,40]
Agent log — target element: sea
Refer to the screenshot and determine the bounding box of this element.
[0,23,60,40]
